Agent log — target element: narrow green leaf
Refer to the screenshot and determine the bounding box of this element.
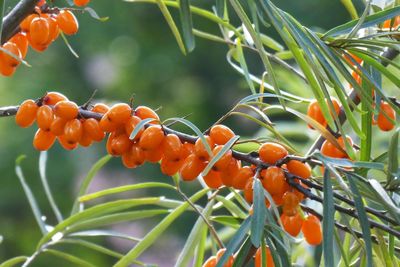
[155,0,187,54]
[83,7,109,21]
[260,33,284,51]
[369,179,400,220]
[71,155,112,215]
[346,173,373,267]
[212,216,241,228]
[340,0,359,20]
[0,46,31,67]
[15,155,47,235]
[129,118,155,140]
[114,189,208,266]
[214,195,247,219]
[231,236,253,267]
[69,229,141,242]
[387,129,399,185]
[215,0,225,17]
[39,151,63,222]
[322,168,335,267]
[234,40,256,94]
[0,256,28,267]
[178,0,195,52]
[314,152,385,170]
[44,249,95,267]
[193,221,208,267]
[60,32,79,58]
[251,178,266,247]
[59,238,124,258]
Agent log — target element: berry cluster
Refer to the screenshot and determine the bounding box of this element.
[0,1,79,76]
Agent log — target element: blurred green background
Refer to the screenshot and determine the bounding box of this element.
[0,0,395,266]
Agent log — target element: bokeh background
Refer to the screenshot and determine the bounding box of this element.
[0,0,394,266]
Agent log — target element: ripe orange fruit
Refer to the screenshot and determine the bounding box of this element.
[160,158,184,176]
[135,105,160,123]
[194,135,215,161]
[258,142,288,165]
[33,129,56,151]
[180,154,207,181]
[20,14,38,32]
[302,214,323,245]
[282,191,300,216]
[15,99,38,128]
[216,248,234,267]
[74,0,90,7]
[211,145,233,171]
[29,17,50,46]
[124,115,143,140]
[244,179,254,203]
[54,100,79,120]
[63,118,83,144]
[43,92,68,105]
[261,166,289,196]
[92,103,109,114]
[46,16,60,42]
[254,246,275,267]
[99,114,118,132]
[82,118,105,142]
[1,42,22,67]
[0,59,16,76]
[10,32,29,59]
[144,147,164,163]
[281,213,303,237]
[377,101,396,131]
[139,125,165,151]
[123,144,145,167]
[321,135,353,158]
[106,103,132,125]
[202,256,217,267]
[56,10,79,35]
[382,16,400,29]
[36,105,54,131]
[219,158,241,187]
[161,134,183,161]
[286,160,311,179]
[202,169,223,189]
[79,129,93,147]
[58,135,78,150]
[232,166,254,190]
[307,98,340,129]
[50,117,67,136]
[209,124,235,145]
[107,132,132,156]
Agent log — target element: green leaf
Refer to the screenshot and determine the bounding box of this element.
[114,189,208,266]
[193,221,208,267]
[155,0,187,55]
[346,173,373,267]
[129,118,155,140]
[71,155,112,215]
[44,249,96,267]
[84,7,109,21]
[39,151,63,222]
[0,46,30,67]
[214,195,247,219]
[58,238,124,258]
[322,168,335,267]
[0,256,28,267]
[260,33,284,51]
[69,229,141,242]
[79,182,175,202]
[216,0,225,18]
[212,216,241,228]
[15,155,47,235]
[60,32,79,58]
[234,40,256,94]
[340,0,359,20]
[178,0,195,52]
[251,178,266,247]
[369,179,400,222]
[314,152,385,170]
[232,236,253,267]
[387,129,399,186]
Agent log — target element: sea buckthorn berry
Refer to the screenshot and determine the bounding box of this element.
[160,158,183,176]
[202,256,217,267]
[29,17,50,46]
[144,147,164,163]
[287,160,311,179]
[16,99,38,128]
[194,135,214,161]
[0,60,16,76]
[302,214,323,246]
[56,10,79,35]
[43,92,68,105]
[92,103,110,114]
[202,169,223,189]
[63,118,83,144]
[293,182,308,201]
[33,129,56,151]
[83,118,105,142]
[1,42,22,67]
[50,117,67,136]
[180,154,207,181]
[215,248,235,267]
[124,115,143,140]
[20,14,38,32]
[54,100,79,120]
[181,142,194,158]
[79,130,92,147]
[232,166,254,190]
[321,135,353,158]
[47,16,60,42]
[135,105,160,123]
[219,158,241,187]
[161,134,183,161]
[121,146,144,169]
[212,145,233,171]
[377,101,396,131]
[106,103,132,125]
[74,0,90,7]
[36,105,54,131]
[254,246,275,267]
[258,142,288,165]
[209,124,235,145]
[307,98,340,129]
[382,16,400,29]
[261,166,289,196]
[282,191,300,216]
[99,114,118,132]
[281,213,303,237]
[107,133,132,156]
[58,135,78,150]
[139,125,165,151]
[10,33,29,59]
[244,179,254,203]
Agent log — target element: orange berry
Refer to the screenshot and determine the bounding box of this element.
[377,101,396,131]
[161,134,183,161]
[1,42,22,67]
[202,256,217,267]
[202,169,223,189]
[244,179,254,204]
[122,145,145,168]
[321,135,353,158]
[33,129,56,151]
[82,118,105,142]
[258,142,288,165]
[50,117,67,136]
[261,166,289,196]
[46,16,60,42]
[232,166,254,190]
[287,160,311,179]
[107,103,132,125]
[79,130,93,147]
[57,135,78,150]
[43,92,68,105]
[219,158,241,187]
[281,213,303,237]
[15,99,38,128]
[74,0,90,7]
[254,246,275,267]
[343,52,362,66]
[29,17,50,46]
[54,100,79,120]
[10,32,29,59]
[139,125,165,151]
[180,154,207,181]
[135,105,160,123]
[282,191,300,216]
[209,124,235,145]
[211,145,233,171]
[144,147,164,163]
[107,133,132,156]
[302,214,323,246]
[20,14,38,32]
[0,60,16,76]
[216,248,234,267]
[36,105,54,131]
[194,135,214,161]
[382,16,400,29]
[63,118,83,144]
[181,142,194,158]
[160,158,184,176]
[99,114,118,132]
[56,10,79,35]
[124,115,143,140]
[92,103,109,114]
[307,98,340,129]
